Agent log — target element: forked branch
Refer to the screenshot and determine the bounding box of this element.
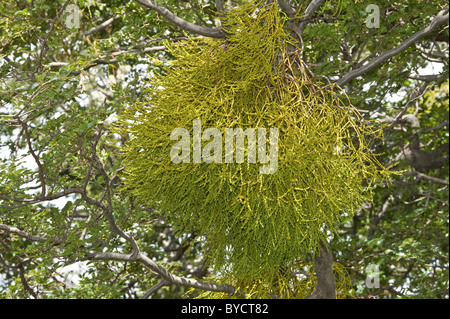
[336,7,449,87]
[134,0,226,38]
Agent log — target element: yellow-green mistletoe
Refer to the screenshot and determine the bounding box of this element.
[114,0,392,295]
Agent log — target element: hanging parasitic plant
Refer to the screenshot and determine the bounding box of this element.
[114,0,392,296]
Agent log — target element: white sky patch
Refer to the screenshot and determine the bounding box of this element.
[55,260,90,288]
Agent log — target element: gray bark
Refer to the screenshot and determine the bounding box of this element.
[306,242,336,299]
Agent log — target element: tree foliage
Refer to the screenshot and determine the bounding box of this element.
[0,0,448,299]
[116,1,393,296]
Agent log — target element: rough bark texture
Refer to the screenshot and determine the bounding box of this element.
[306,242,336,299]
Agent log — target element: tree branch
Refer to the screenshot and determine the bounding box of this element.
[277,0,296,18]
[0,224,46,242]
[336,7,449,87]
[142,280,169,298]
[367,195,393,239]
[215,0,227,12]
[35,0,71,73]
[296,0,325,35]
[407,74,440,82]
[404,171,449,185]
[18,259,40,299]
[305,242,336,299]
[84,16,120,36]
[133,0,226,38]
[348,268,404,297]
[87,251,235,294]
[383,81,431,132]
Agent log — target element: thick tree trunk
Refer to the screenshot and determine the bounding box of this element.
[305,242,336,299]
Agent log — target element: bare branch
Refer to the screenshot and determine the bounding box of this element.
[417,44,448,59]
[296,0,325,35]
[21,122,46,197]
[0,187,84,206]
[305,242,336,299]
[407,74,440,82]
[84,16,120,36]
[35,0,71,72]
[215,0,227,12]
[405,171,449,186]
[385,81,430,130]
[87,251,236,294]
[18,260,40,299]
[67,58,118,77]
[277,0,296,18]
[142,280,169,299]
[106,36,189,54]
[336,7,449,87]
[0,224,46,242]
[373,80,436,155]
[133,0,226,38]
[47,38,185,75]
[367,195,393,239]
[143,45,167,53]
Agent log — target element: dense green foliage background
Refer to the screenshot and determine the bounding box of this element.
[0,0,448,298]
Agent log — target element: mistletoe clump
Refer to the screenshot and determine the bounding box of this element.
[115,1,391,294]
